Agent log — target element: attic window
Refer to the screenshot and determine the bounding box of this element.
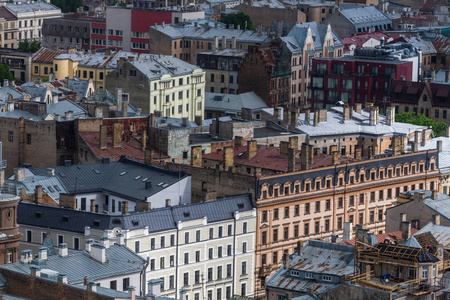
[135,176,141,180]
[62,215,69,222]
[54,185,61,191]
[59,173,66,177]
[93,220,100,227]
[120,172,127,176]
[142,178,148,182]
[48,186,55,193]
[132,220,139,226]
[36,212,42,218]
[112,218,121,225]
[94,169,100,174]
[237,203,244,209]
[183,212,190,217]
[158,182,164,186]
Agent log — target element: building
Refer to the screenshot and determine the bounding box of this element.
[149,23,270,65]
[289,0,335,24]
[308,44,421,108]
[386,190,450,232]
[265,240,355,298]
[0,48,33,83]
[106,55,205,119]
[30,47,65,82]
[204,92,268,118]
[197,48,246,94]
[0,181,21,265]
[340,32,393,55]
[238,39,292,108]
[433,69,450,84]
[4,1,61,43]
[0,7,17,49]
[17,194,257,298]
[389,80,450,123]
[323,6,392,39]
[235,1,306,32]
[281,22,344,109]
[0,243,146,296]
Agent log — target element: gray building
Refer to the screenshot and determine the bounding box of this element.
[0,48,33,83]
[204,91,268,119]
[323,6,392,38]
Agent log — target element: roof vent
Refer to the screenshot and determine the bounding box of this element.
[132,220,139,226]
[93,220,100,227]
[183,212,190,217]
[36,212,42,218]
[237,203,244,209]
[112,218,121,225]
[62,215,69,222]
[120,172,127,176]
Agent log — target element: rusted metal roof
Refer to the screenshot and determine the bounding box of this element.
[32,47,65,63]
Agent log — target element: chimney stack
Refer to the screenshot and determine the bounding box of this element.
[122,101,128,117]
[58,243,68,257]
[386,106,395,126]
[332,150,340,164]
[414,131,420,152]
[122,202,128,215]
[141,130,147,151]
[14,168,25,182]
[280,141,289,158]
[290,110,298,130]
[234,136,245,147]
[288,148,295,172]
[190,145,202,167]
[112,123,122,147]
[289,136,298,151]
[343,222,353,241]
[38,247,47,260]
[35,185,43,204]
[182,117,188,127]
[274,107,281,120]
[95,106,103,118]
[432,214,441,225]
[431,190,438,200]
[232,36,237,49]
[437,140,443,153]
[99,125,107,149]
[304,108,310,123]
[401,222,411,241]
[283,108,290,128]
[116,88,123,112]
[354,146,361,159]
[90,244,106,263]
[144,148,155,165]
[343,106,351,121]
[313,110,319,127]
[214,36,219,51]
[247,140,257,159]
[195,115,202,126]
[116,233,125,245]
[414,192,425,202]
[223,146,234,170]
[301,143,309,170]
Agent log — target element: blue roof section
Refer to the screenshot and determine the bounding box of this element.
[0,86,25,103]
[339,6,392,27]
[18,194,253,234]
[0,244,145,285]
[403,236,422,248]
[205,92,268,114]
[46,100,88,119]
[30,158,188,201]
[4,174,67,202]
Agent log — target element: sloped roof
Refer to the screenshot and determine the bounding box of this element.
[420,137,450,173]
[413,223,450,248]
[0,86,26,103]
[340,229,419,246]
[5,1,60,14]
[32,47,65,64]
[46,100,88,119]
[339,6,391,26]
[130,56,201,81]
[205,92,268,114]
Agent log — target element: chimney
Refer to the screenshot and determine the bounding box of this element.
[35,185,43,204]
[144,148,155,165]
[431,190,438,200]
[195,115,202,126]
[401,222,411,241]
[58,243,68,257]
[128,287,136,300]
[57,274,68,285]
[319,109,327,122]
[304,108,310,123]
[392,135,403,155]
[90,199,96,212]
[331,234,338,243]
[280,141,289,158]
[116,88,123,111]
[90,243,106,263]
[432,214,441,225]
[288,148,295,172]
[30,266,40,278]
[182,117,188,127]
[214,36,219,51]
[52,95,58,104]
[431,69,436,81]
[55,114,61,121]
[95,106,103,118]
[113,123,122,147]
[85,239,94,252]
[437,140,442,153]
[222,36,226,49]
[313,110,319,127]
[283,108,290,127]
[414,131,420,152]
[20,250,32,263]
[301,143,309,170]
[116,233,125,245]
[140,130,146,151]
[223,146,234,170]
[446,126,450,138]
[14,168,25,181]
[274,107,281,120]
[65,111,73,121]
[290,110,298,130]
[147,278,163,297]
[297,241,303,255]
[232,36,237,49]
[99,125,107,149]
[235,136,245,147]
[354,146,361,159]
[343,222,353,240]
[414,192,425,202]
[283,254,289,269]
[368,146,374,159]
[122,202,128,215]
[386,106,395,126]
[369,108,376,126]
[3,79,8,87]
[190,145,202,167]
[332,150,340,164]
[343,106,351,121]
[247,140,257,159]
[149,113,156,127]
[122,101,128,117]
[38,247,47,260]
[289,136,298,151]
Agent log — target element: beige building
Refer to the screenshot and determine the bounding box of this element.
[0,7,17,49]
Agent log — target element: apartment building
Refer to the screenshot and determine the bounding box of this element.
[280,22,343,109]
[149,23,270,65]
[0,6,17,49]
[4,1,61,43]
[106,55,205,120]
[0,190,21,266]
[0,47,33,83]
[17,194,256,298]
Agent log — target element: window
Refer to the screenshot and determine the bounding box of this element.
[315,221,320,234]
[305,203,310,214]
[422,267,428,279]
[160,257,165,269]
[241,283,246,296]
[294,205,299,216]
[110,280,117,290]
[57,235,64,246]
[242,261,247,275]
[284,207,289,218]
[315,201,320,212]
[322,275,332,282]
[304,223,309,236]
[326,199,331,210]
[184,252,189,264]
[217,266,222,279]
[195,250,200,262]
[195,270,200,284]
[209,248,213,259]
[227,244,232,256]
[262,231,267,245]
[7,250,12,264]
[218,246,223,257]
[8,131,13,142]
[273,229,278,242]
[284,227,289,240]
[305,273,313,279]
[228,224,232,236]
[74,237,80,250]
[209,228,214,239]
[242,242,247,253]
[294,225,299,237]
[123,278,130,291]
[170,255,174,267]
[242,222,247,233]
[150,259,155,270]
[183,272,189,286]
[185,232,189,244]
[151,238,155,249]
[207,267,213,281]
[26,230,32,242]
[227,264,232,277]
[135,241,140,252]
[274,208,279,219]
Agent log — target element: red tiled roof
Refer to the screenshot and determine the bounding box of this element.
[340,228,419,246]
[32,48,65,63]
[202,145,362,172]
[341,32,392,52]
[79,131,169,162]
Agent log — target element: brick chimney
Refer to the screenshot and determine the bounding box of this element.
[112,123,122,147]
[313,110,319,127]
[116,88,123,112]
[99,125,107,149]
[414,192,425,202]
[289,136,298,151]
[304,108,310,123]
[223,146,234,170]
[431,190,438,200]
[144,148,155,165]
[95,106,103,118]
[290,110,299,131]
[343,106,351,121]
[274,107,281,120]
[280,141,289,158]
[122,101,128,117]
[141,130,147,151]
[122,202,128,215]
[301,143,309,170]
[35,185,43,204]
[332,150,340,164]
[235,136,245,147]
[247,140,257,159]
[149,113,156,127]
[195,115,202,126]
[14,168,25,181]
[413,131,420,152]
[432,214,440,225]
[283,109,290,127]
[90,199,96,212]
[401,222,411,241]
[190,145,202,167]
[319,109,327,122]
[288,148,295,172]
[386,106,395,126]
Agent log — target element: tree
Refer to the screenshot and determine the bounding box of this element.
[51,0,83,13]
[18,39,41,53]
[224,12,254,30]
[0,64,14,86]
[395,112,447,137]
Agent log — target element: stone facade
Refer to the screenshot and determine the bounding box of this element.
[0,192,21,265]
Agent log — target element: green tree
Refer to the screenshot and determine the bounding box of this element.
[0,64,14,86]
[18,39,41,53]
[51,0,83,13]
[224,12,254,30]
[395,112,447,137]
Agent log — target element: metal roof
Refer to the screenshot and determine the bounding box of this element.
[0,244,145,285]
[420,137,450,173]
[205,92,268,114]
[4,174,66,202]
[129,56,201,81]
[46,100,88,119]
[414,223,450,248]
[5,1,60,14]
[339,6,391,26]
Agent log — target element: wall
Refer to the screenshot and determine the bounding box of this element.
[235,5,306,31]
[146,176,191,207]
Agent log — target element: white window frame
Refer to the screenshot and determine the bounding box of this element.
[322,275,332,282]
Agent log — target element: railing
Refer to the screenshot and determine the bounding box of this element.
[390,278,420,292]
[440,259,450,271]
[348,270,375,284]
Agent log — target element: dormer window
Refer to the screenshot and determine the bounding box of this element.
[291,270,299,276]
[322,275,332,282]
[305,273,313,279]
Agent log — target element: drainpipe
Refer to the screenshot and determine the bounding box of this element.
[232,212,237,296]
[140,256,149,296]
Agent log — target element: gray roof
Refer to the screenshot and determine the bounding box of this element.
[5,1,60,14]
[151,24,269,43]
[403,36,436,55]
[433,70,450,84]
[29,157,189,202]
[46,100,88,120]
[19,85,48,103]
[339,6,391,27]
[0,86,25,103]
[413,223,450,248]
[420,137,450,173]
[205,92,268,114]
[402,236,422,248]
[0,244,145,285]
[4,174,67,202]
[0,110,43,121]
[282,22,343,55]
[18,194,253,233]
[67,78,90,100]
[129,56,201,81]
[405,190,450,222]
[0,294,30,300]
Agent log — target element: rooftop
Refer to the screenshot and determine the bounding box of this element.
[389,80,450,106]
[129,56,201,80]
[340,228,419,246]
[419,137,450,173]
[413,223,450,249]
[338,6,391,26]
[5,1,60,14]
[205,92,268,114]
[400,190,450,223]
[198,48,247,58]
